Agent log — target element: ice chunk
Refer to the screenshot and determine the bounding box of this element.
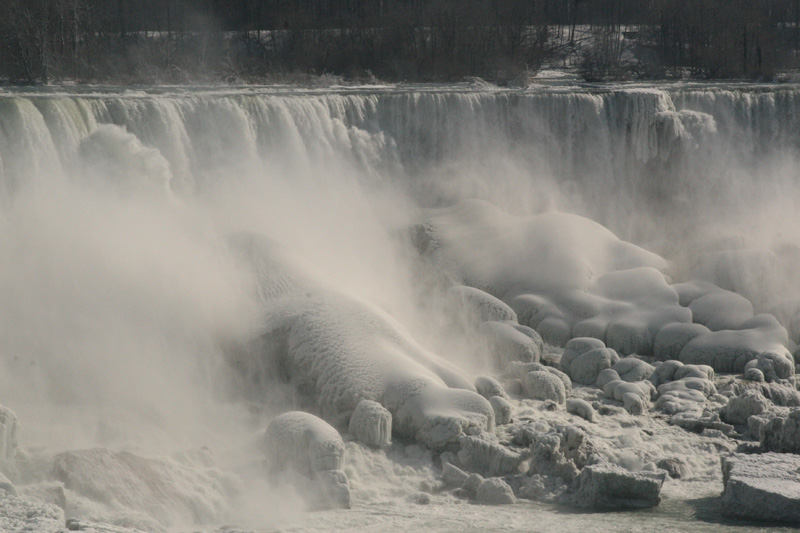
[570,463,666,509]
[441,462,469,488]
[721,453,800,523]
[722,389,770,425]
[348,400,392,449]
[566,399,595,422]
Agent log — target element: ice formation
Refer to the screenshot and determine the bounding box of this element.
[0,85,799,531]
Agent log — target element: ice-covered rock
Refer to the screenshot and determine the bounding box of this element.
[760,408,800,453]
[474,376,509,400]
[688,290,754,331]
[448,285,517,323]
[264,412,351,509]
[524,371,567,404]
[656,457,689,479]
[475,477,516,505]
[237,234,494,451]
[566,399,595,422]
[489,396,514,425]
[721,453,800,523]
[570,463,666,509]
[569,347,621,385]
[743,367,765,381]
[0,405,19,478]
[0,493,64,533]
[744,352,795,382]
[441,462,469,488]
[415,201,689,351]
[560,337,606,374]
[349,400,392,448]
[479,320,541,369]
[653,322,711,361]
[265,411,346,475]
[457,435,524,476]
[52,448,233,526]
[611,357,656,383]
[722,389,770,425]
[604,380,655,414]
[679,314,793,373]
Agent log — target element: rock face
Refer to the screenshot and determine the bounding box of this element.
[349,400,392,448]
[721,453,800,523]
[570,463,666,509]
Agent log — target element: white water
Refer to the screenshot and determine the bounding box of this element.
[0,83,799,532]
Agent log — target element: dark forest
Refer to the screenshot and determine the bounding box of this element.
[1,0,798,84]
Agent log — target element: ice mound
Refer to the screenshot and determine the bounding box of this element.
[234,233,494,451]
[721,453,800,523]
[264,411,351,509]
[52,448,234,527]
[414,200,689,352]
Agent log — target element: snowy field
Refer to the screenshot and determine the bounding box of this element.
[0,83,798,532]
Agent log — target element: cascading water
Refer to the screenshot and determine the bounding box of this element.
[0,83,799,532]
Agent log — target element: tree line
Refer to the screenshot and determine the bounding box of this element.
[0,0,798,84]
